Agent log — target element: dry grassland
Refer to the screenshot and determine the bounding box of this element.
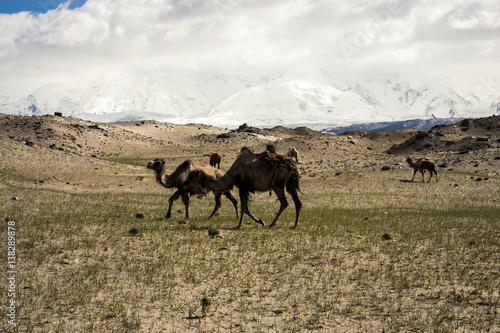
[0,115,499,332]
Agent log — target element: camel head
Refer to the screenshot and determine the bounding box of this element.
[406,157,413,166]
[147,158,166,173]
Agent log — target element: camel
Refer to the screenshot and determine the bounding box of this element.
[209,152,222,169]
[287,147,299,163]
[188,147,302,229]
[147,158,238,219]
[266,144,276,153]
[406,157,438,182]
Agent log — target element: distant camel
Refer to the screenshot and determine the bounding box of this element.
[147,159,238,219]
[189,147,302,229]
[209,153,222,169]
[406,157,438,182]
[266,144,276,153]
[287,147,299,163]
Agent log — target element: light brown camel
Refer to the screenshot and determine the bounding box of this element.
[147,159,238,219]
[287,147,299,163]
[406,157,438,182]
[188,147,302,229]
[209,152,222,169]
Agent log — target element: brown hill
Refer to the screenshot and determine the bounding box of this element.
[1,113,499,176]
[387,115,500,155]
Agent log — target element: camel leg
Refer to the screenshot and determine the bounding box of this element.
[287,187,302,228]
[166,190,182,218]
[428,169,438,182]
[420,169,425,182]
[208,192,223,218]
[411,169,417,181]
[237,191,264,229]
[181,192,190,219]
[427,170,432,182]
[269,188,288,228]
[223,191,239,218]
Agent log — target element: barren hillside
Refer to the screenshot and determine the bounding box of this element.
[1,114,499,177]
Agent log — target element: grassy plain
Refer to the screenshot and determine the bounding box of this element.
[0,116,499,332]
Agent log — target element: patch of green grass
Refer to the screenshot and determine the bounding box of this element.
[1,150,498,332]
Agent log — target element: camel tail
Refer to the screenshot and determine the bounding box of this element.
[287,168,301,193]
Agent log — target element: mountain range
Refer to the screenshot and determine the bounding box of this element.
[1,68,498,130]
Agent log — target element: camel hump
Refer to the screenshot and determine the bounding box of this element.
[260,151,297,171]
[266,144,276,153]
[179,160,193,168]
[240,147,254,155]
[170,160,195,177]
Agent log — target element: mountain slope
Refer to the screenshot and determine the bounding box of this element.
[0,70,498,127]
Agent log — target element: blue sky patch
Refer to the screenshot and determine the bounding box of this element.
[0,0,87,14]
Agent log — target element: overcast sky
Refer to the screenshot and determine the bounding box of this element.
[0,0,499,88]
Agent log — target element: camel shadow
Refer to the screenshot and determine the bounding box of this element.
[185,315,203,320]
[399,179,413,183]
[170,222,248,232]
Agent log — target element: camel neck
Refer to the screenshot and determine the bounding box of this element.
[208,172,233,191]
[156,168,172,188]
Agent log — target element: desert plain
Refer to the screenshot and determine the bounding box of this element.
[0,114,499,332]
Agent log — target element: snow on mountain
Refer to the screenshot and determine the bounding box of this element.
[322,72,476,121]
[76,71,247,118]
[0,69,498,128]
[0,82,78,116]
[202,78,379,127]
[492,100,500,114]
[323,117,462,135]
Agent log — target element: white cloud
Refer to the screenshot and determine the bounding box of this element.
[0,0,499,86]
[448,1,500,29]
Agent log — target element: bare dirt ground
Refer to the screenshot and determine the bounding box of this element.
[0,114,499,332]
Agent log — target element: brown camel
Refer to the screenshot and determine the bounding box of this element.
[209,152,222,169]
[266,144,276,153]
[188,147,302,229]
[406,157,438,182]
[147,159,238,219]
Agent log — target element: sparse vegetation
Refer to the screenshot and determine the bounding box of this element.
[0,114,499,332]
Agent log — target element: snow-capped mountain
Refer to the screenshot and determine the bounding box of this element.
[323,117,462,135]
[203,78,378,126]
[0,69,498,128]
